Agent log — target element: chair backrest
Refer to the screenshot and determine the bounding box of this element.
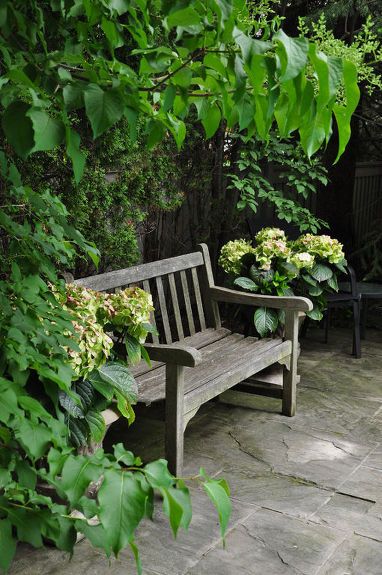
[74,244,220,344]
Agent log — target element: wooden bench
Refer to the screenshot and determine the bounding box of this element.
[74,244,312,475]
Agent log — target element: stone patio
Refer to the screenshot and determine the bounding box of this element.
[10,327,382,575]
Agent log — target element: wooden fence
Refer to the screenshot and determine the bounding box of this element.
[352,162,382,248]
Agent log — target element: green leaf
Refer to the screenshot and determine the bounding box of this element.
[202,104,221,139]
[161,486,189,536]
[27,109,65,152]
[86,410,106,443]
[15,460,37,490]
[334,60,360,163]
[98,469,149,555]
[166,7,200,28]
[310,263,333,282]
[101,17,123,50]
[15,420,52,460]
[274,30,309,83]
[75,521,112,556]
[2,101,34,159]
[84,84,124,138]
[0,519,17,572]
[234,277,258,292]
[327,274,338,291]
[92,362,138,403]
[253,307,278,338]
[307,307,323,321]
[308,285,323,296]
[203,479,232,539]
[144,459,173,489]
[59,391,84,418]
[66,127,86,183]
[60,455,102,505]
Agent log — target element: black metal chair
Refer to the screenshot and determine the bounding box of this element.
[324,265,361,358]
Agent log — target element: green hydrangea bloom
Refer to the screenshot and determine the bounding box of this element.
[289,251,315,270]
[56,283,153,379]
[255,227,286,244]
[293,234,345,264]
[218,239,255,275]
[254,238,291,270]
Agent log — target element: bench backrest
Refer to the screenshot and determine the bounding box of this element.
[74,244,221,344]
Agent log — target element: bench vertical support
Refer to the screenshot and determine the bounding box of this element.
[165,363,185,476]
[197,244,221,329]
[282,310,299,416]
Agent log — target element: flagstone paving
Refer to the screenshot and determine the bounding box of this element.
[10,327,382,575]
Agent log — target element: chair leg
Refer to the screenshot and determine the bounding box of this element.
[324,308,331,344]
[165,364,185,477]
[361,299,368,340]
[352,300,362,359]
[282,310,298,417]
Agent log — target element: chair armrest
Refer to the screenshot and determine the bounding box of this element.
[209,286,313,312]
[144,343,202,367]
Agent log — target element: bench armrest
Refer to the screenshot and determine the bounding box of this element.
[209,286,313,312]
[144,343,202,367]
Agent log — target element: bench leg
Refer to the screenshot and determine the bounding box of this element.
[282,310,299,417]
[165,363,185,477]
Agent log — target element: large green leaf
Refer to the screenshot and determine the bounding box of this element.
[98,469,149,555]
[84,85,124,138]
[274,30,309,83]
[60,455,102,505]
[253,307,279,338]
[0,519,17,572]
[15,420,52,460]
[86,410,106,443]
[161,485,192,536]
[2,101,34,159]
[203,479,231,539]
[91,362,138,403]
[334,60,360,163]
[202,103,221,138]
[66,126,86,183]
[234,277,258,292]
[310,263,333,282]
[27,109,65,152]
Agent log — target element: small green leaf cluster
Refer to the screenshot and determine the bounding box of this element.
[229,133,329,233]
[219,227,347,336]
[298,14,382,97]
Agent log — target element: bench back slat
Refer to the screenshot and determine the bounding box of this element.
[180,270,196,336]
[191,267,206,331]
[155,276,172,344]
[143,279,159,344]
[74,251,204,291]
[168,272,185,340]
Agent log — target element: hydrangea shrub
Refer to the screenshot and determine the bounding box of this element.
[219,227,347,336]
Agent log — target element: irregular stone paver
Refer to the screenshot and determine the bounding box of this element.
[317,533,382,575]
[9,327,382,575]
[188,509,346,575]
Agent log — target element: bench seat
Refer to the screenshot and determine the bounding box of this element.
[133,331,291,410]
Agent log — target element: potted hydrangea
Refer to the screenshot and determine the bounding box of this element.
[219,228,346,337]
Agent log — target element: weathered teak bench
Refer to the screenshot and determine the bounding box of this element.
[75,244,312,475]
